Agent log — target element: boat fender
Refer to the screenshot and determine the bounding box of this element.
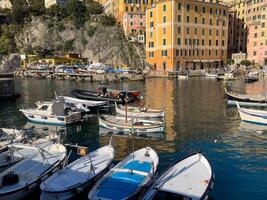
[2,173,19,186]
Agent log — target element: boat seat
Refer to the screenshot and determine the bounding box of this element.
[123,160,152,173]
[111,168,149,177]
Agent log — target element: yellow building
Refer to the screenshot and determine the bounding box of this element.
[146,0,230,73]
[97,0,154,24]
[227,0,247,57]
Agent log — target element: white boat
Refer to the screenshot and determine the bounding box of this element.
[40,144,115,200]
[227,100,267,108]
[177,75,188,80]
[217,73,237,81]
[236,101,267,125]
[20,99,81,125]
[205,72,218,79]
[99,115,165,133]
[142,153,214,200]
[59,95,108,108]
[0,138,54,169]
[0,143,66,200]
[0,129,25,152]
[88,147,159,200]
[115,103,164,118]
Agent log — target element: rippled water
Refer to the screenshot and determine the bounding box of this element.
[0,78,267,200]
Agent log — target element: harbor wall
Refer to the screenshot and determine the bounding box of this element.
[0,73,16,98]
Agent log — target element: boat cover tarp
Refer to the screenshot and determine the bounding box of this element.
[96,160,152,199]
[122,160,152,173]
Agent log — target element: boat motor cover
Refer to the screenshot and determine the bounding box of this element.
[52,101,65,116]
[2,173,19,186]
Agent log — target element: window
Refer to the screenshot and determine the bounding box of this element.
[187,27,190,34]
[216,50,218,56]
[216,30,219,36]
[222,40,225,46]
[202,50,204,56]
[163,38,166,45]
[176,49,180,56]
[149,52,154,57]
[210,8,212,14]
[178,26,181,33]
[209,50,211,56]
[262,23,265,27]
[261,32,265,37]
[194,28,197,35]
[222,30,225,36]
[150,22,154,28]
[163,4,166,12]
[216,40,218,46]
[202,18,205,24]
[209,40,211,46]
[178,15,181,22]
[148,42,154,47]
[202,39,205,46]
[163,62,166,70]
[187,16,190,23]
[163,16,167,23]
[178,3,181,10]
[202,7,205,13]
[150,12,153,17]
[163,28,166,34]
[254,33,257,38]
[210,19,213,25]
[177,38,181,45]
[130,22,133,26]
[253,51,256,56]
[150,32,153,38]
[254,41,257,46]
[202,29,205,35]
[209,29,212,36]
[195,6,198,12]
[187,4,190,11]
[162,50,168,56]
[195,17,198,23]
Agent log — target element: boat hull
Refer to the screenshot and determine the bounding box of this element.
[99,116,165,133]
[20,110,81,126]
[115,105,165,118]
[227,100,267,107]
[225,88,267,103]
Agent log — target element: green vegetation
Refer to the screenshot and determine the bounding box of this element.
[0,0,117,56]
[226,59,234,65]
[240,60,252,67]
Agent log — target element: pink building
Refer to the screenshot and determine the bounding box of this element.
[122,11,145,42]
[246,0,267,66]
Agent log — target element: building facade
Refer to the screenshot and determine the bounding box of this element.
[123,12,145,38]
[246,0,267,66]
[227,0,248,57]
[146,0,229,73]
[0,0,12,9]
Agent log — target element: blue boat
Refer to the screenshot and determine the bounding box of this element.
[88,147,159,200]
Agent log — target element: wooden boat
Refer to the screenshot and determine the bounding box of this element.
[245,76,259,83]
[0,143,66,200]
[142,153,214,200]
[99,115,165,133]
[227,100,267,108]
[40,144,115,200]
[225,88,267,103]
[88,147,159,200]
[0,138,54,170]
[0,129,25,153]
[98,88,141,98]
[216,73,237,81]
[236,101,267,125]
[71,89,135,104]
[20,100,81,125]
[177,75,188,80]
[115,103,165,118]
[205,72,218,79]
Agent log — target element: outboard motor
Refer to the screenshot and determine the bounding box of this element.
[2,173,19,186]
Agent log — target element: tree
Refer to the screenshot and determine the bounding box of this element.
[29,0,46,16]
[46,5,67,19]
[10,0,29,24]
[63,39,75,53]
[66,0,87,28]
[240,60,251,67]
[99,15,116,26]
[85,0,103,15]
[226,59,234,65]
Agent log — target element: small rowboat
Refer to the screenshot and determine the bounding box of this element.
[71,89,135,104]
[0,138,54,170]
[88,147,159,200]
[236,101,267,125]
[142,153,214,200]
[225,88,267,103]
[0,129,25,153]
[99,115,165,133]
[115,103,164,118]
[227,100,267,108]
[0,143,66,200]
[40,144,115,200]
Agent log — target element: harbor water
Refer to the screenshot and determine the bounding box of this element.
[0,78,267,200]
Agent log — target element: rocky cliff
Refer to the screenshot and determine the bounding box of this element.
[15,17,145,69]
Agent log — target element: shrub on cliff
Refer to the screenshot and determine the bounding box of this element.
[99,15,116,26]
[66,0,87,28]
[85,0,103,15]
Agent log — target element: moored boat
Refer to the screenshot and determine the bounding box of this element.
[142,153,214,200]
[99,115,165,133]
[88,147,159,200]
[225,88,267,103]
[20,99,81,125]
[244,76,259,83]
[71,89,135,104]
[227,100,267,107]
[216,73,237,81]
[0,129,25,153]
[0,143,66,200]
[115,103,164,118]
[205,72,218,79]
[98,88,141,99]
[40,143,115,200]
[177,75,189,80]
[236,101,267,125]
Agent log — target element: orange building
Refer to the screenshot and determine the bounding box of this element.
[146,0,230,74]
